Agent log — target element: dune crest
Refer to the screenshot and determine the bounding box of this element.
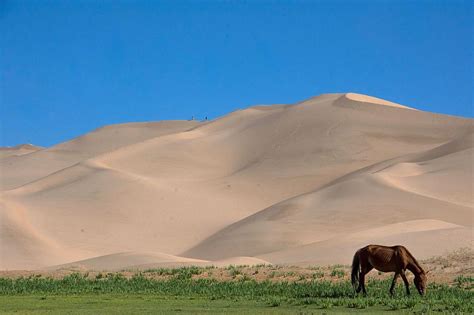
[0,144,43,159]
[1,93,472,270]
[344,92,416,110]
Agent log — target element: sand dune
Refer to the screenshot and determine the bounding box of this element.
[345,92,416,110]
[47,252,271,271]
[0,121,200,190]
[182,135,473,260]
[50,251,209,271]
[0,144,43,159]
[1,93,472,270]
[258,221,472,265]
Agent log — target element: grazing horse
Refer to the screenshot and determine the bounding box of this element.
[351,245,427,296]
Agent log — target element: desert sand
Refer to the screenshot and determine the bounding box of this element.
[0,144,43,159]
[0,93,472,270]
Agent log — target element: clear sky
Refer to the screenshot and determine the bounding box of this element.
[1,0,472,147]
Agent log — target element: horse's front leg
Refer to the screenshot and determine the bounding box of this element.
[400,271,410,296]
[390,273,399,296]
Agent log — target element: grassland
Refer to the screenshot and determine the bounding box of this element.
[0,250,472,314]
[0,266,472,314]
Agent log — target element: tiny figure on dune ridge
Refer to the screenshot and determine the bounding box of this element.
[351,244,428,296]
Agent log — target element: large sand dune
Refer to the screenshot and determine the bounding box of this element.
[0,93,472,270]
[0,144,43,159]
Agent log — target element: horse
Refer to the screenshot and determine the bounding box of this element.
[351,245,427,296]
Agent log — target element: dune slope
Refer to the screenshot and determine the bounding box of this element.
[0,121,201,190]
[0,93,472,270]
[0,144,43,159]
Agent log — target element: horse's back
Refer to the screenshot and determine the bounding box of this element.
[362,245,400,272]
[361,245,414,272]
[364,244,407,254]
[363,244,397,253]
[390,245,408,251]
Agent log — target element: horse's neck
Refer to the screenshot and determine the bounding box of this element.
[406,258,423,275]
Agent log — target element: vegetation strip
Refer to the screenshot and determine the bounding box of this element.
[0,270,472,313]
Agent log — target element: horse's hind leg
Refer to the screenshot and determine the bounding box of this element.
[359,264,373,296]
[356,269,365,293]
[356,272,363,293]
[390,273,400,296]
[400,271,410,296]
[359,272,367,295]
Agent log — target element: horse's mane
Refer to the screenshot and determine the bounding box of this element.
[404,248,425,274]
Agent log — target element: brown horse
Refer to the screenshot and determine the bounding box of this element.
[351,245,427,296]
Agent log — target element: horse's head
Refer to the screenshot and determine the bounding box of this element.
[414,271,428,295]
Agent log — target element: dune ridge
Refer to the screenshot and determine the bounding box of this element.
[0,144,43,159]
[0,93,472,270]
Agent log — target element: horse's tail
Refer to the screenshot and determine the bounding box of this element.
[351,249,360,289]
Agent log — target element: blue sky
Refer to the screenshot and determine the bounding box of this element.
[1,0,472,147]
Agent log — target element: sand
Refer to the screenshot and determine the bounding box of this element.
[0,93,472,270]
[0,144,43,159]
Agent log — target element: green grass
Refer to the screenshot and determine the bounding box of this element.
[227,266,242,278]
[0,295,394,314]
[312,271,325,279]
[330,268,345,278]
[454,275,474,290]
[0,272,472,314]
[142,266,207,278]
